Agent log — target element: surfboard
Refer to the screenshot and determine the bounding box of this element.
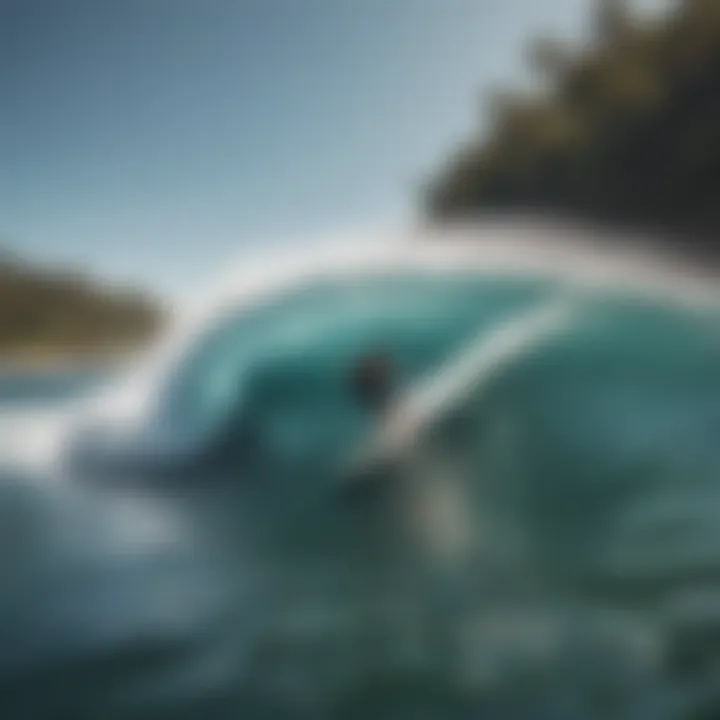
[341,296,576,486]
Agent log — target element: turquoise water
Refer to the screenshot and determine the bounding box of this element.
[1,275,720,718]
[0,368,107,405]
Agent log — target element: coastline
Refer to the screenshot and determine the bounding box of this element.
[0,345,143,375]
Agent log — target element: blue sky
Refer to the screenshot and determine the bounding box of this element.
[2,0,654,297]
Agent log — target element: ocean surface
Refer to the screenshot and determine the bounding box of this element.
[2,268,720,718]
[0,367,109,406]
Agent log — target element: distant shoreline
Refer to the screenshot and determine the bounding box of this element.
[0,345,143,374]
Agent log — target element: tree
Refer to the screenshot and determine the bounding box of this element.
[594,0,633,46]
[424,0,720,249]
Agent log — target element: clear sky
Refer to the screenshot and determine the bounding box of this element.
[2,0,640,297]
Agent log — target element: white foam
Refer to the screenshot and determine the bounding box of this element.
[0,407,73,476]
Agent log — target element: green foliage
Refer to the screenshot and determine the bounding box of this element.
[0,256,162,360]
[426,0,720,247]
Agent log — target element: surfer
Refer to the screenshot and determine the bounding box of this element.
[351,353,396,416]
[344,299,574,680]
[347,352,474,679]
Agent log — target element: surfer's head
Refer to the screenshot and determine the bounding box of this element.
[350,353,394,413]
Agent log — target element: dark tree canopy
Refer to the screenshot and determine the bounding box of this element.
[426,0,720,253]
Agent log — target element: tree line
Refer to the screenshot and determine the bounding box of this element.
[0,255,162,359]
[426,0,720,253]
